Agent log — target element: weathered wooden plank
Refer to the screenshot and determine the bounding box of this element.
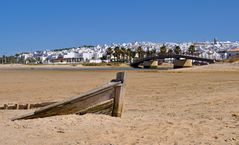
[77,99,114,115]
[0,102,58,110]
[18,104,29,110]
[29,102,57,109]
[112,72,125,117]
[11,72,126,121]
[36,89,114,115]
[94,107,114,115]
[35,82,119,113]
[6,104,18,110]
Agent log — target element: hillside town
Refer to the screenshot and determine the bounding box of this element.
[1,39,239,64]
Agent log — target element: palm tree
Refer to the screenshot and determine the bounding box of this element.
[151,49,157,56]
[146,47,151,57]
[188,45,196,55]
[136,46,144,59]
[112,52,117,62]
[2,55,6,64]
[131,50,137,61]
[120,47,126,62]
[126,48,132,63]
[146,48,157,56]
[160,45,167,54]
[106,47,113,61]
[174,46,181,54]
[114,47,121,61]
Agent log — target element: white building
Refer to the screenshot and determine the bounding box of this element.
[227,48,239,58]
[81,52,93,61]
[63,52,81,59]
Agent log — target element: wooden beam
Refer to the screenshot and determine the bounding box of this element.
[77,99,114,115]
[0,102,59,110]
[112,72,125,117]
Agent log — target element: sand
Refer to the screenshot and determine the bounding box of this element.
[0,64,239,145]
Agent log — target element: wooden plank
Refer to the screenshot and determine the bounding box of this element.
[77,99,114,115]
[18,104,28,110]
[29,102,57,109]
[0,102,58,110]
[112,72,125,117]
[6,104,18,110]
[35,82,119,113]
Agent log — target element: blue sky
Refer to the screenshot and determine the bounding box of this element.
[0,0,238,55]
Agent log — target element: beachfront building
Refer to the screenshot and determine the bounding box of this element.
[50,52,82,64]
[227,48,239,58]
[63,52,82,63]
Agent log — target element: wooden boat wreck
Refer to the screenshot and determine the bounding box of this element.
[11,72,125,121]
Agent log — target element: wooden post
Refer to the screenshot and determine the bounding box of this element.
[112,72,125,117]
[4,104,7,110]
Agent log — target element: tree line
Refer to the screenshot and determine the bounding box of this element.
[0,55,18,64]
[105,45,196,62]
[0,45,196,64]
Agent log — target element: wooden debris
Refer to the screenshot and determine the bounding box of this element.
[0,102,57,110]
[11,72,125,121]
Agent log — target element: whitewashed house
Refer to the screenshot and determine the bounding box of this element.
[63,52,82,63]
[81,52,93,62]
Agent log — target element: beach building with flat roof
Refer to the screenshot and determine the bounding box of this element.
[227,48,239,58]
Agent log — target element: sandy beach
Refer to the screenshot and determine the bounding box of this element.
[0,64,239,145]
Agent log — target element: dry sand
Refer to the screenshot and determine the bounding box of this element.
[0,64,239,145]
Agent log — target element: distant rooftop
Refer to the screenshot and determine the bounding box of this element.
[228,48,239,52]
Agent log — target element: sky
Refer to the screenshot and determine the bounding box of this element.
[0,0,238,55]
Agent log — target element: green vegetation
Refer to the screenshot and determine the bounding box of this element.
[106,47,113,60]
[53,48,72,52]
[136,46,145,59]
[107,46,137,62]
[81,45,95,48]
[159,45,167,54]
[146,48,156,57]
[174,46,181,54]
[188,45,196,54]
[82,62,122,66]
[0,55,18,64]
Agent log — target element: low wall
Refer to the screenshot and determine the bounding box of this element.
[173,59,192,69]
[143,60,158,68]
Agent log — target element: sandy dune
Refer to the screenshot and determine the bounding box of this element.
[0,64,239,145]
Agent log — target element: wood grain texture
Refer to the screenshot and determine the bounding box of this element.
[112,72,125,117]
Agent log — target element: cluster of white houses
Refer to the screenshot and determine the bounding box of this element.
[17,41,239,64]
[19,46,105,64]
